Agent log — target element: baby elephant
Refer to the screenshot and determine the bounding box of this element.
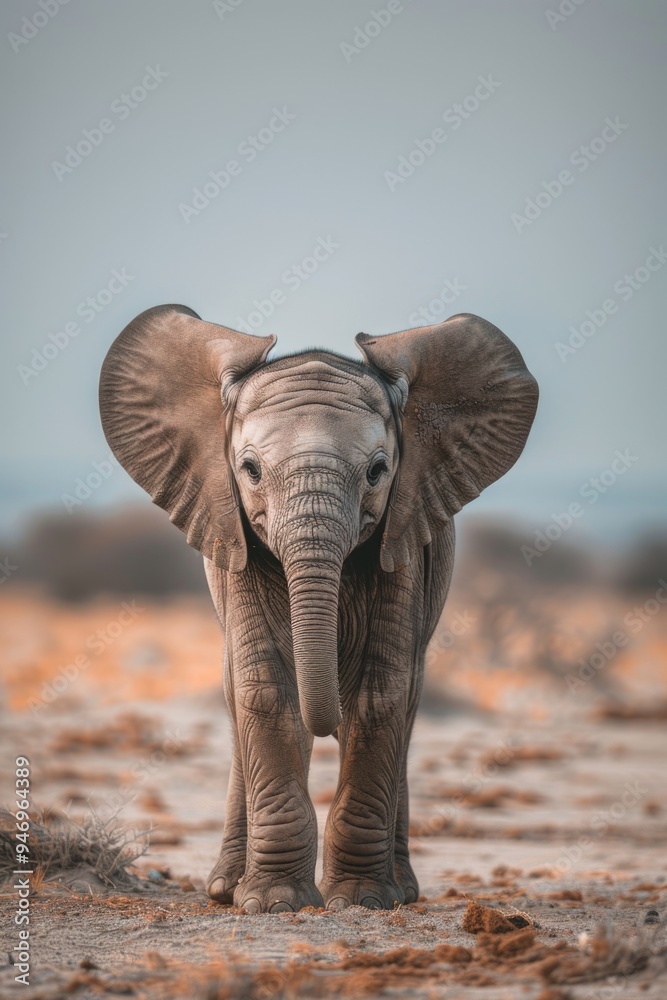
[100,305,538,913]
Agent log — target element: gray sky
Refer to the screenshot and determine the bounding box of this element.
[1,0,665,542]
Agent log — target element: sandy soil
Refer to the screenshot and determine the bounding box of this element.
[1,591,666,998]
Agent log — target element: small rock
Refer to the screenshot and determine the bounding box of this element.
[148,869,165,884]
[644,909,660,925]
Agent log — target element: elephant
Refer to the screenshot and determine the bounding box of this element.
[99,304,538,913]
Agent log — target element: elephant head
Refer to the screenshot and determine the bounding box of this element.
[100,306,538,737]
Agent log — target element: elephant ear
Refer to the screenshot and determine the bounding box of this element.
[356,313,538,572]
[99,304,275,572]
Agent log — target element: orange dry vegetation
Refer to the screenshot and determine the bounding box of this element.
[1,589,222,712]
[2,581,666,718]
[29,920,653,998]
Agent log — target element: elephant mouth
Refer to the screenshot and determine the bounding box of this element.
[358,510,380,543]
[248,510,267,539]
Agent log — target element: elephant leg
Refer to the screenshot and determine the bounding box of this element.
[231,661,323,914]
[393,751,419,904]
[319,704,406,910]
[207,645,248,903]
[206,733,247,902]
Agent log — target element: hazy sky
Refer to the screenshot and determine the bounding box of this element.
[2,0,665,542]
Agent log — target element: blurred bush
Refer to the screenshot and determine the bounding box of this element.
[613,531,667,592]
[454,518,598,588]
[9,506,207,601]
[4,506,665,601]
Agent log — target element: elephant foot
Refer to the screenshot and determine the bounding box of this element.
[394,856,419,904]
[233,874,323,914]
[206,845,246,903]
[319,875,404,911]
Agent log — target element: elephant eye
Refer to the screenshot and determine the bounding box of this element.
[367,457,388,487]
[241,458,262,483]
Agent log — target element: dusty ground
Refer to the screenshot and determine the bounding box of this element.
[1,588,666,998]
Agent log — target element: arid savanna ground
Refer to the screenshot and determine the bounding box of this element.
[1,526,666,999]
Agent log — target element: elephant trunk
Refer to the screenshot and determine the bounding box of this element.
[277,472,351,738]
[283,549,343,738]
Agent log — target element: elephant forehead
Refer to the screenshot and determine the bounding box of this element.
[234,403,392,465]
[235,357,392,417]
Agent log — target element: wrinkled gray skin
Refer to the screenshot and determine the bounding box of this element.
[99,305,538,914]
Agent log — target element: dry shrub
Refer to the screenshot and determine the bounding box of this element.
[24,925,663,1000]
[144,959,330,999]
[476,928,539,960]
[408,814,450,836]
[289,942,319,956]
[434,944,472,965]
[461,907,658,987]
[325,944,472,997]
[436,784,544,808]
[340,944,471,971]
[462,901,532,934]
[528,866,560,879]
[539,924,654,984]
[481,745,564,768]
[0,806,146,886]
[139,790,167,812]
[62,971,140,994]
[52,710,193,754]
[596,702,667,722]
[253,963,326,997]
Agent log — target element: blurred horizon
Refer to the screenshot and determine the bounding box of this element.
[2,482,665,548]
[4,503,666,603]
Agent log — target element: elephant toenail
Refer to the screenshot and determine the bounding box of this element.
[269,900,294,914]
[243,897,261,914]
[208,878,226,897]
[361,896,382,910]
[327,897,349,911]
